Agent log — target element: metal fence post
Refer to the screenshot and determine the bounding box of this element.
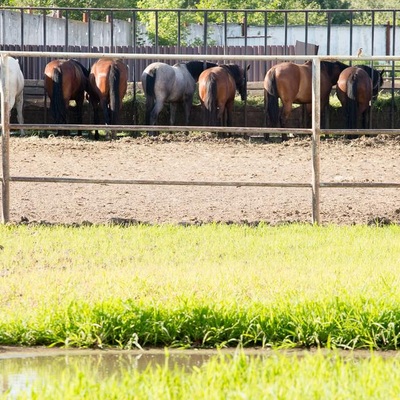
[1,54,11,223]
[312,57,321,224]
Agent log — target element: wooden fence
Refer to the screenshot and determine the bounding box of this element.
[1,51,400,225]
[0,41,317,82]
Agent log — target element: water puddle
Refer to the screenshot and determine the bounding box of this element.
[1,346,399,397]
[0,347,234,397]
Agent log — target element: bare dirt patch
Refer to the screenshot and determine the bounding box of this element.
[2,133,400,226]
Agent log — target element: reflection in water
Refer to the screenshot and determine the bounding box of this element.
[0,350,215,397]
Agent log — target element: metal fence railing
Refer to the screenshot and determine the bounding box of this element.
[1,51,400,226]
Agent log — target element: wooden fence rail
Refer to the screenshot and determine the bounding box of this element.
[1,51,400,225]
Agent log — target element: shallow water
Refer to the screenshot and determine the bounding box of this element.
[1,347,399,397]
[0,347,227,397]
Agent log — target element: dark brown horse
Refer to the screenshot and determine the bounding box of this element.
[89,58,129,140]
[44,59,90,131]
[336,65,384,135]
[264,60,349,140]
[198,64,250,126]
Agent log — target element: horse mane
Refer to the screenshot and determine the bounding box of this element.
[321,60,348,75]
[220,64,242,86]
[70,59,90,77]
[185,61,218,81]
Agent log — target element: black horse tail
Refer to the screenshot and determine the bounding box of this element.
[144,70,156,125]
[265,70,279,127]
[204,75,218,126]
[51,67,67,124]
[346,75,358,129]
[109,64,120,124]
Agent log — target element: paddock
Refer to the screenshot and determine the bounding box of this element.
[1,52,400,225]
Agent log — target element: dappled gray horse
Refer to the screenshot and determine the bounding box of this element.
[141,61,217,135]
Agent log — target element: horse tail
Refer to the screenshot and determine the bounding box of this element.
[143,70,156,125]
[204,75,218,125]
[109,64,120,124]
[51,67,67,124]
[346,75,358,129]
[265,70,279,126]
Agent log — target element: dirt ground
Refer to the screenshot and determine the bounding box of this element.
[2,133,400,226]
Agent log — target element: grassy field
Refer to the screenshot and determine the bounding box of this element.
[1,223,400,398]
[1,223,400,350]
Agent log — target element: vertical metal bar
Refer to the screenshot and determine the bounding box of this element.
[371,11,375,56]
[88,11,92,51]
[20,8,24,49]
[1,55,11,223]
[224,11,227,55]
[264,11,268,52]
[243,11,248,50]
[264,11,268,122]
[177,10,181,52]
[243,11,248,127]
[132,11,137,51]
[87,10,93,53]
[305,11,309,56]
[284,12,288,56]
[65,10,69,50]
[391,11,396,129]
[110,11,114,53]
[132,11,138,125]
[311,58,321,225]
[369,10,375,129]
[43,9,47,48]
[349,11,353,62]
[204,11,208,55]
[155,11,159,51]
[326,12,331,55]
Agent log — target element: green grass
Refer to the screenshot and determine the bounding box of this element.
[1,223,400,350]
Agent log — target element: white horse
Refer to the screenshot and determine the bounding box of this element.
[141,61,217,135]
[0,56,25,135]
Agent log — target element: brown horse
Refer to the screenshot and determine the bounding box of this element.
[336,65,384,136]
[44,59,90,132]
[89,58,129,140]
[264,60,349,140]
[198,64,250,126]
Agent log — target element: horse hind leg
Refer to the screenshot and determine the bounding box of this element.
[15,91,25,136]
[182,97,194,135]
[169,103,178,126]
[148,100,164,136]
[279,103,292,141]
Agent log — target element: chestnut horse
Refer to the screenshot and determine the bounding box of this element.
[89,58,129,140]
[198,64,250,126]
[264,60,349,140]
[44,59,90,131]
[336,65,384,135]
